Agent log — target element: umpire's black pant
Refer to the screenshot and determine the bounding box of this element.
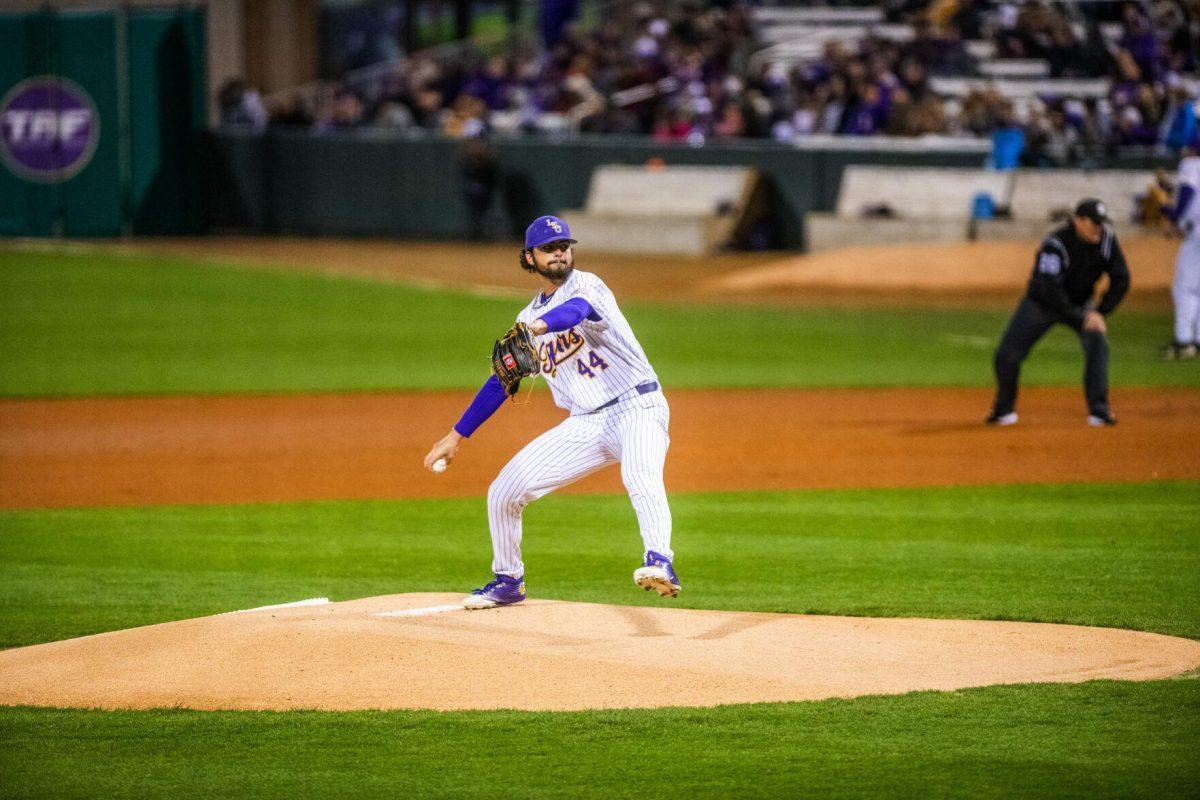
[991,297,1110,417]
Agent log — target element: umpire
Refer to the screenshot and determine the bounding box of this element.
[987,198,1130,427]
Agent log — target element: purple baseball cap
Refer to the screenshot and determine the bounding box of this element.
[524,215,576,249]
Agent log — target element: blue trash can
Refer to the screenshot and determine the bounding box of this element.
[972,193,996,220]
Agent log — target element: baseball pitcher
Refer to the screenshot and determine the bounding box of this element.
[423,215,680,609]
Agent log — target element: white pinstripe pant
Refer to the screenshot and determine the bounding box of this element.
[486,392,672,578]
[1173,233,1200,344]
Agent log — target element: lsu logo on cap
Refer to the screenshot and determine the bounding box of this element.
[1096,202,1106,217]
[547,219,562,234]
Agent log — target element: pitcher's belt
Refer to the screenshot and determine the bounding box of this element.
[593,381,659,412]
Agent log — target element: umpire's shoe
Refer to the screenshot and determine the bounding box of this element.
[985,411,1019,426]
[634,550,681,598]
[463,574,526,610]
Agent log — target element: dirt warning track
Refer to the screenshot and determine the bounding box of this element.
[2,386,1198,509]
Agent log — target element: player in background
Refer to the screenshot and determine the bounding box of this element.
[423,215,680,609]
[987,198,1130,427]
[1162,143,1200,360]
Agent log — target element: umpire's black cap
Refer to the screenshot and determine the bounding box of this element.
[1074,198,1110,224]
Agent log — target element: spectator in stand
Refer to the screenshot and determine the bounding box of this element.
[1163,85,1198,150]
[1135,83,1163,131]
[948,0,987,40]
[1119,2,1161,81]
[1108,59,1141,111]
[652,106,691,142]
[252,0,1196,156]
[1114,104,1159,146]
[887,85,946,136]
[712,102,746,139]
[373,99,414,129]
[442,93,488,138]
[218,79,268,130]
[312,87,365,133]
[541,0,581,49]
[461,57,512,111]
[843,82,888,135]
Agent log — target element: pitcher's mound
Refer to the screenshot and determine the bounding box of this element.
[2,593,1197,712]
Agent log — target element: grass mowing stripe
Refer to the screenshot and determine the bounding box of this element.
[1,482,1196,648]
[0,249,515,395]
[1,250,1193,395]
[0,680,1197,799]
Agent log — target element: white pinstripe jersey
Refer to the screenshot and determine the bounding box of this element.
[516,269,659,415]
[1177,156,1200,230]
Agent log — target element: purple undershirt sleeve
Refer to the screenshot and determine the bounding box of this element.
[453,375,508,437]
[538,297,599,332]
[1171,184,1196,224]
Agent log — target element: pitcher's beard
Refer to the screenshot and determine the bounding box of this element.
[536,261,574,284]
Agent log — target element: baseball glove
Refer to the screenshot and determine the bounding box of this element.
[492,322,540,396]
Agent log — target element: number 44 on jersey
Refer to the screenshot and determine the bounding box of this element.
[577,351,609,378]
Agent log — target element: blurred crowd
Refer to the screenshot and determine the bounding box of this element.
[218,0,1200,158]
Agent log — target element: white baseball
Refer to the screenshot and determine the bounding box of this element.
[432,458,447,474]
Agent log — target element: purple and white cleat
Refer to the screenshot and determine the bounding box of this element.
[633,550,681,598]
[462,574,526,610]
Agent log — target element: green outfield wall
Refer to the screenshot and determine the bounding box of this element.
[206,131,989,248]
[0,7,205,237]
[206,130,1173,249]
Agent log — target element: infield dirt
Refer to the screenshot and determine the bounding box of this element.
[2,386,1199,509]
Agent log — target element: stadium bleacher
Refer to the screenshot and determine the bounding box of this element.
[806,164,1154,251]
[226,0,1196,161]
[559,164,760,255]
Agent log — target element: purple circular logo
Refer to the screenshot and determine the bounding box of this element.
[0,76,100,183]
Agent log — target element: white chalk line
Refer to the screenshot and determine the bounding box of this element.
[228,597,332,614]
[224,599,466,618]
[373,604,465,618]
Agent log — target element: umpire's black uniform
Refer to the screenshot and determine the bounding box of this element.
[989,200,1130,423]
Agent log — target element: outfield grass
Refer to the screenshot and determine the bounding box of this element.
[1,249,1193,396]
[1,482,1197,648]
[2,680,1197,799]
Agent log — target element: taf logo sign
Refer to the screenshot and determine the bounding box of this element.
[0,76,99,183]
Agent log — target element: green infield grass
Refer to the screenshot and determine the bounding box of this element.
[2,248,1194,396]
[0,482,1198,797]
[2,680,1197,799]
[1,482,1197,648]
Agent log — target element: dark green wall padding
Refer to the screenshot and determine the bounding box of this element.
[0,11,120,236]
[206,131,990,248]
[126,10,207,234]
[57,12,122,236]
[0,8,205,237]
[206,131,1173,249]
